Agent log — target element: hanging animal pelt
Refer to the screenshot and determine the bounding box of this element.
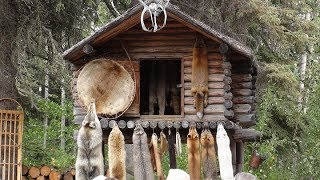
[187,126,201,180]
[176,131,182,156]
[200,129,218,180]
[191,34,209,119]
[159,131,168,157]
[132,124,154,180]
[150,133,164,180]
[216,123,233,180]
[108,124,126,180]
[76,101,104,180]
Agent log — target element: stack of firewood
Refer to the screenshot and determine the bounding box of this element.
[22,165,75,180]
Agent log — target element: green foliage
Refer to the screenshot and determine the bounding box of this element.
[23,100,76,170]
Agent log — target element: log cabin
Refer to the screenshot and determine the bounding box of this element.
[63,2,261,174]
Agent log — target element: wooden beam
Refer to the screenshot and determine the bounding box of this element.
[233,129,261,141]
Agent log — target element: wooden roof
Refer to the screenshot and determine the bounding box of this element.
[63,3,255,63]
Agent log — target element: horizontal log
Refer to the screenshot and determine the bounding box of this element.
[235,115,256,127]
[184,67,224,74]
[224,100,233,109]
[73,106,86,116]
[184,105,225,115]
[233,129,261,141]
[184,82,225,89]
[183,60,224,67]
[224,110,234,119]
[184,97,225,105]
[224,69,232,76]
[224,84,231,92]
[107,39,195,47]
[184,74,225,82]
[182,54,223,61]
[184,115,227,121]
[223,92,233,100]
[232,89,253,96]
[184,89,225,97]
[231,82,253,89]
[233,96,255,104]
[231,74,253,82]
[223,76,232,84]
[233,104,252,114]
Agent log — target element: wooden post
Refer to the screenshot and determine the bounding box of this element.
[168,130,177,169]
[236,141,244,173]
[230,139,237,176]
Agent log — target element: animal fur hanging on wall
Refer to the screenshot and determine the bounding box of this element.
[200,128,218,180]
[76,102,104,180]
[150,133,164,180]
[191,34,209,119]
[159,131,168,157]
[216,123,233,180]
[132,124,154,180]
[187,126,201,180]
[108,124,126,180]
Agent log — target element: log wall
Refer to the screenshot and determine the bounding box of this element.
[70,17,259,140]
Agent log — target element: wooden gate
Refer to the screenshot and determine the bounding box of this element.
[0,99,24,180]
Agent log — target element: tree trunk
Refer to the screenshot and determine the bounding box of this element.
[0,0,19,109]
[61,78,66,150]
[43,67,49,149]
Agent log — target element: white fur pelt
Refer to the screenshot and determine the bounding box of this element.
[166,169,190,180]
[216,123,233,180]
[234,172,257,180]
[76,102,104,180]
[92,175,118,180]
[132,124,154,180]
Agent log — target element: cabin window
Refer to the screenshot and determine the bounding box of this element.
[140,60,181,115]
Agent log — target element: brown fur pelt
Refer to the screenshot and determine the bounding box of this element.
[187,126,201,180]
[150,133,164,180]
[159,131,168,157]
[200,129,218,180]
[108,124,126,180]
[132,124,154,180]
[191,35,209,119]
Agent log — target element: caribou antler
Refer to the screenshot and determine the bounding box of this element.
[138,0,169,32]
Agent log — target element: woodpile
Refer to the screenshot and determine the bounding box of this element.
[22,165,75,180]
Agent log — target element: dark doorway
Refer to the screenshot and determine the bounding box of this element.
[140,60,181,115]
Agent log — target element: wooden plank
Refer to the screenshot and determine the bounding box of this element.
[182,54,223,61]
[115,34,196,41]
[184,74,225,82]
[184,82,225,89]
[181,58,185,116]
[184,97,225,105]
[236,141,244,173]
[233,104,252,114]
[184,89,225,97]
[184,105,225,115]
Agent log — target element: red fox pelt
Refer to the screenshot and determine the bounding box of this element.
[200,129,218,180]
[191,35,209,119]
[76,102,104,180]
[187,126,201,180]
[108,124,126,180]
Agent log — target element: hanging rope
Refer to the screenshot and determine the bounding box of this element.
[138,0,169,32]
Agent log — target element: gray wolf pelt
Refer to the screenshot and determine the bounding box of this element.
[76,102,104,180]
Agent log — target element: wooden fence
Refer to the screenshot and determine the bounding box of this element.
[0,99,24,180]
